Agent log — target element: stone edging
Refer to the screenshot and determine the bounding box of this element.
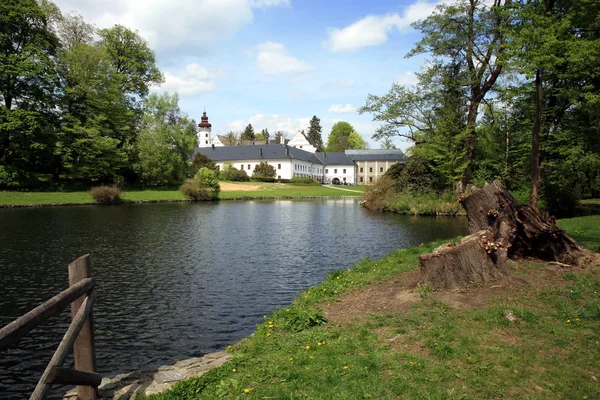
[64,351,232,400]
[0,196,362,209]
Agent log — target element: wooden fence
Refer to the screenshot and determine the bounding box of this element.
[0,255,100,400]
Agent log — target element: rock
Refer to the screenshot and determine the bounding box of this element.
[154,370,187,384]
[504,310,517,323]
[99,378,117,391]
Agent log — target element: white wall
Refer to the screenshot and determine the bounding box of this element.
[216,159,293,179]
[324,164,356,185]
[197,127,212,147]
[288,132,317,153]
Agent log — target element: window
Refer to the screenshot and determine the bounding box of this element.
[325,169,328,173]
[205,140,208,144]
[380,167,383,173]
[300,146,303,148]
[343,169,346,174]
[205,133,208,138]
[343,177,346,182]
[369,167,373,173]
[240,165,244,170]
[334,169,337,173]
[360,177,364,183]
[369,177,373,183]
[278,175,281,179]
[248,164,250,170]
[360,167,363,173]
[278,164,281,169]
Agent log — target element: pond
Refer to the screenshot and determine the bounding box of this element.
[0,199,467,398]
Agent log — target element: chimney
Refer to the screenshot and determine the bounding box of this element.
[260,148,263,157]
[211,144,215,149]
[285,146,289,156]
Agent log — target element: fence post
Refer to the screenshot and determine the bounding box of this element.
[68,254,97,400]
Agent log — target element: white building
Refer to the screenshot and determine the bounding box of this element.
[196,111,214,147]
[315,153,356,185]
[287,131,318,153]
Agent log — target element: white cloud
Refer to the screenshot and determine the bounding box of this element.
[328,104,356,113]
[250,0,290,7]
[324,1,446,52]
[323,80,355,89]
[255,42,312,75]
[53,0,286,53]
[395,71,418,86]
[226,114,310,134]
[160,63,222,95]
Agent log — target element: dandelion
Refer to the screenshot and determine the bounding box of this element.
[263,315,267,319]
[232,368,237,373]
[576,318,581,321]
[309,356,313,359]
[267,333,271,337]
[336,276,340,280]
[289,357,294,361]
[347,268,351,272]
[227,345,233,350]
[567,319,571,323]
[305,345,311,350]
[244,388,250,394]
[343,365,349,369]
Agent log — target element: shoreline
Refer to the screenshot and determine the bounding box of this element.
[0,195,363,209]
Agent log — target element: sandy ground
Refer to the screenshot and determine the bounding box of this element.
[219,182,265,191]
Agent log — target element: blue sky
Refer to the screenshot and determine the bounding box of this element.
[53,0,447,150]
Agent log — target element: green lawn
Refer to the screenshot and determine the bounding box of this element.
[0,182,364,206]
[148,217,599,400]
[556,214,600,252]
[581,198,600,205]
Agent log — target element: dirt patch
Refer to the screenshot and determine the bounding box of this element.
[219,182,264,191]
[323,254,600,325]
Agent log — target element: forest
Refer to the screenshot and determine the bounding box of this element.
[360,0,600,216]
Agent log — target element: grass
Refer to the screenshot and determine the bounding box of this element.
[581,199,600,205]
[556,215,600,252]
[0,182,364,205]
[147,216,600,400]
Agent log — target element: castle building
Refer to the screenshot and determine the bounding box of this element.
[197,110,214,147]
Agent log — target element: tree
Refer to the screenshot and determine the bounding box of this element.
[241,123,255,141]
[57,12,94,50]
[190,153,217,176]
[408,0,513,191]
[275,131,285,144]
[326,122,367,152]
[379,138,397,149]
[253,161,276,178]
[134,93,196,186]
[261,128,270,141]
[307,115,324,151]
[0,0,60,175]
[222,131,238,146]
[98,25,164,99]
[56,43,131,181]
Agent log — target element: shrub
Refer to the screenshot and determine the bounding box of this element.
[190,153,218,176]
[279,178,291,183]
[181,168,220,201]
[90,185,121,203]
[219,165,249,182]
[252,162,276,178]
[290,177,320,185]
[251,176,276,183]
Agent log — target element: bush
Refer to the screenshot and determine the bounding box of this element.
[190,153,218,176]
[253,161,276,178]
[219,165,249,182]
[90,185,121,203]
[290,177,320,185]
[181,168,220,201]
[278,178,291,183]
[251,176,276,182]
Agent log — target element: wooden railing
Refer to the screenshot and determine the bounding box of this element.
[0,255,99,400]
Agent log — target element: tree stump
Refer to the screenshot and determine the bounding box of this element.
[420,180,585,288]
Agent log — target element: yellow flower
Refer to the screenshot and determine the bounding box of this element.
[244,388,250,394]
[305,345,310,350]
[267,333,271,337]
[576,318,581,321]
[227,346,232,350]
[263,315,267,319]
[336,276,340,280]
[347,268,351,272]
[567,319,571,323]
[309,356,313,359]
[268,321,272,324]
[232,368,237,373]
[343,365,349,369]
[289,357,294,361]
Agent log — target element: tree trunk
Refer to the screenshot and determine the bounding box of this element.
[420,180,584,288]
[530,69,543,210]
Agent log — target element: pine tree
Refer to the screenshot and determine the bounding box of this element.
[241,123,255,141]
[307,115,324,151]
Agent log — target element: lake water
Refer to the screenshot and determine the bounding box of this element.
[0,199,467,398]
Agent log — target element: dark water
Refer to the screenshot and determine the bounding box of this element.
[0,200,467,398]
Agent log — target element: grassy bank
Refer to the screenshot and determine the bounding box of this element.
[557,215,600,252]
[0,182,364,206]
[149,217,599,399]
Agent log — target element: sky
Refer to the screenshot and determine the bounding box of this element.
[52,0,448,150]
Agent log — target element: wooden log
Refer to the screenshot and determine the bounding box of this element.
[0,277,95,351]
[29,290,96,400]
[420,230,508,289]
[68,254,97,400]
[45,367,102,387]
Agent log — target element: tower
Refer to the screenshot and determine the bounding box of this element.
[197,109,212,147]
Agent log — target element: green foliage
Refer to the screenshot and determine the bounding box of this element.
[190,153,217,176]
[260,128,270,141]
[134,93,196,186]
[219,165,249,182]
[251,176,276,183]
[180,168,220,201]
[241,123,255,141]
[307,115,324,151]
[325,121,367,152]
[289,177,319,185]
[252,161,276,178]
[97,24,163,98]
[89,185,121,203]
[270,307,328,333]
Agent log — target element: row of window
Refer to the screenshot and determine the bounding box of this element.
[359,177,374,183]
[240,163,283,171]
[359,167,385,173]
[325,168,348,174]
